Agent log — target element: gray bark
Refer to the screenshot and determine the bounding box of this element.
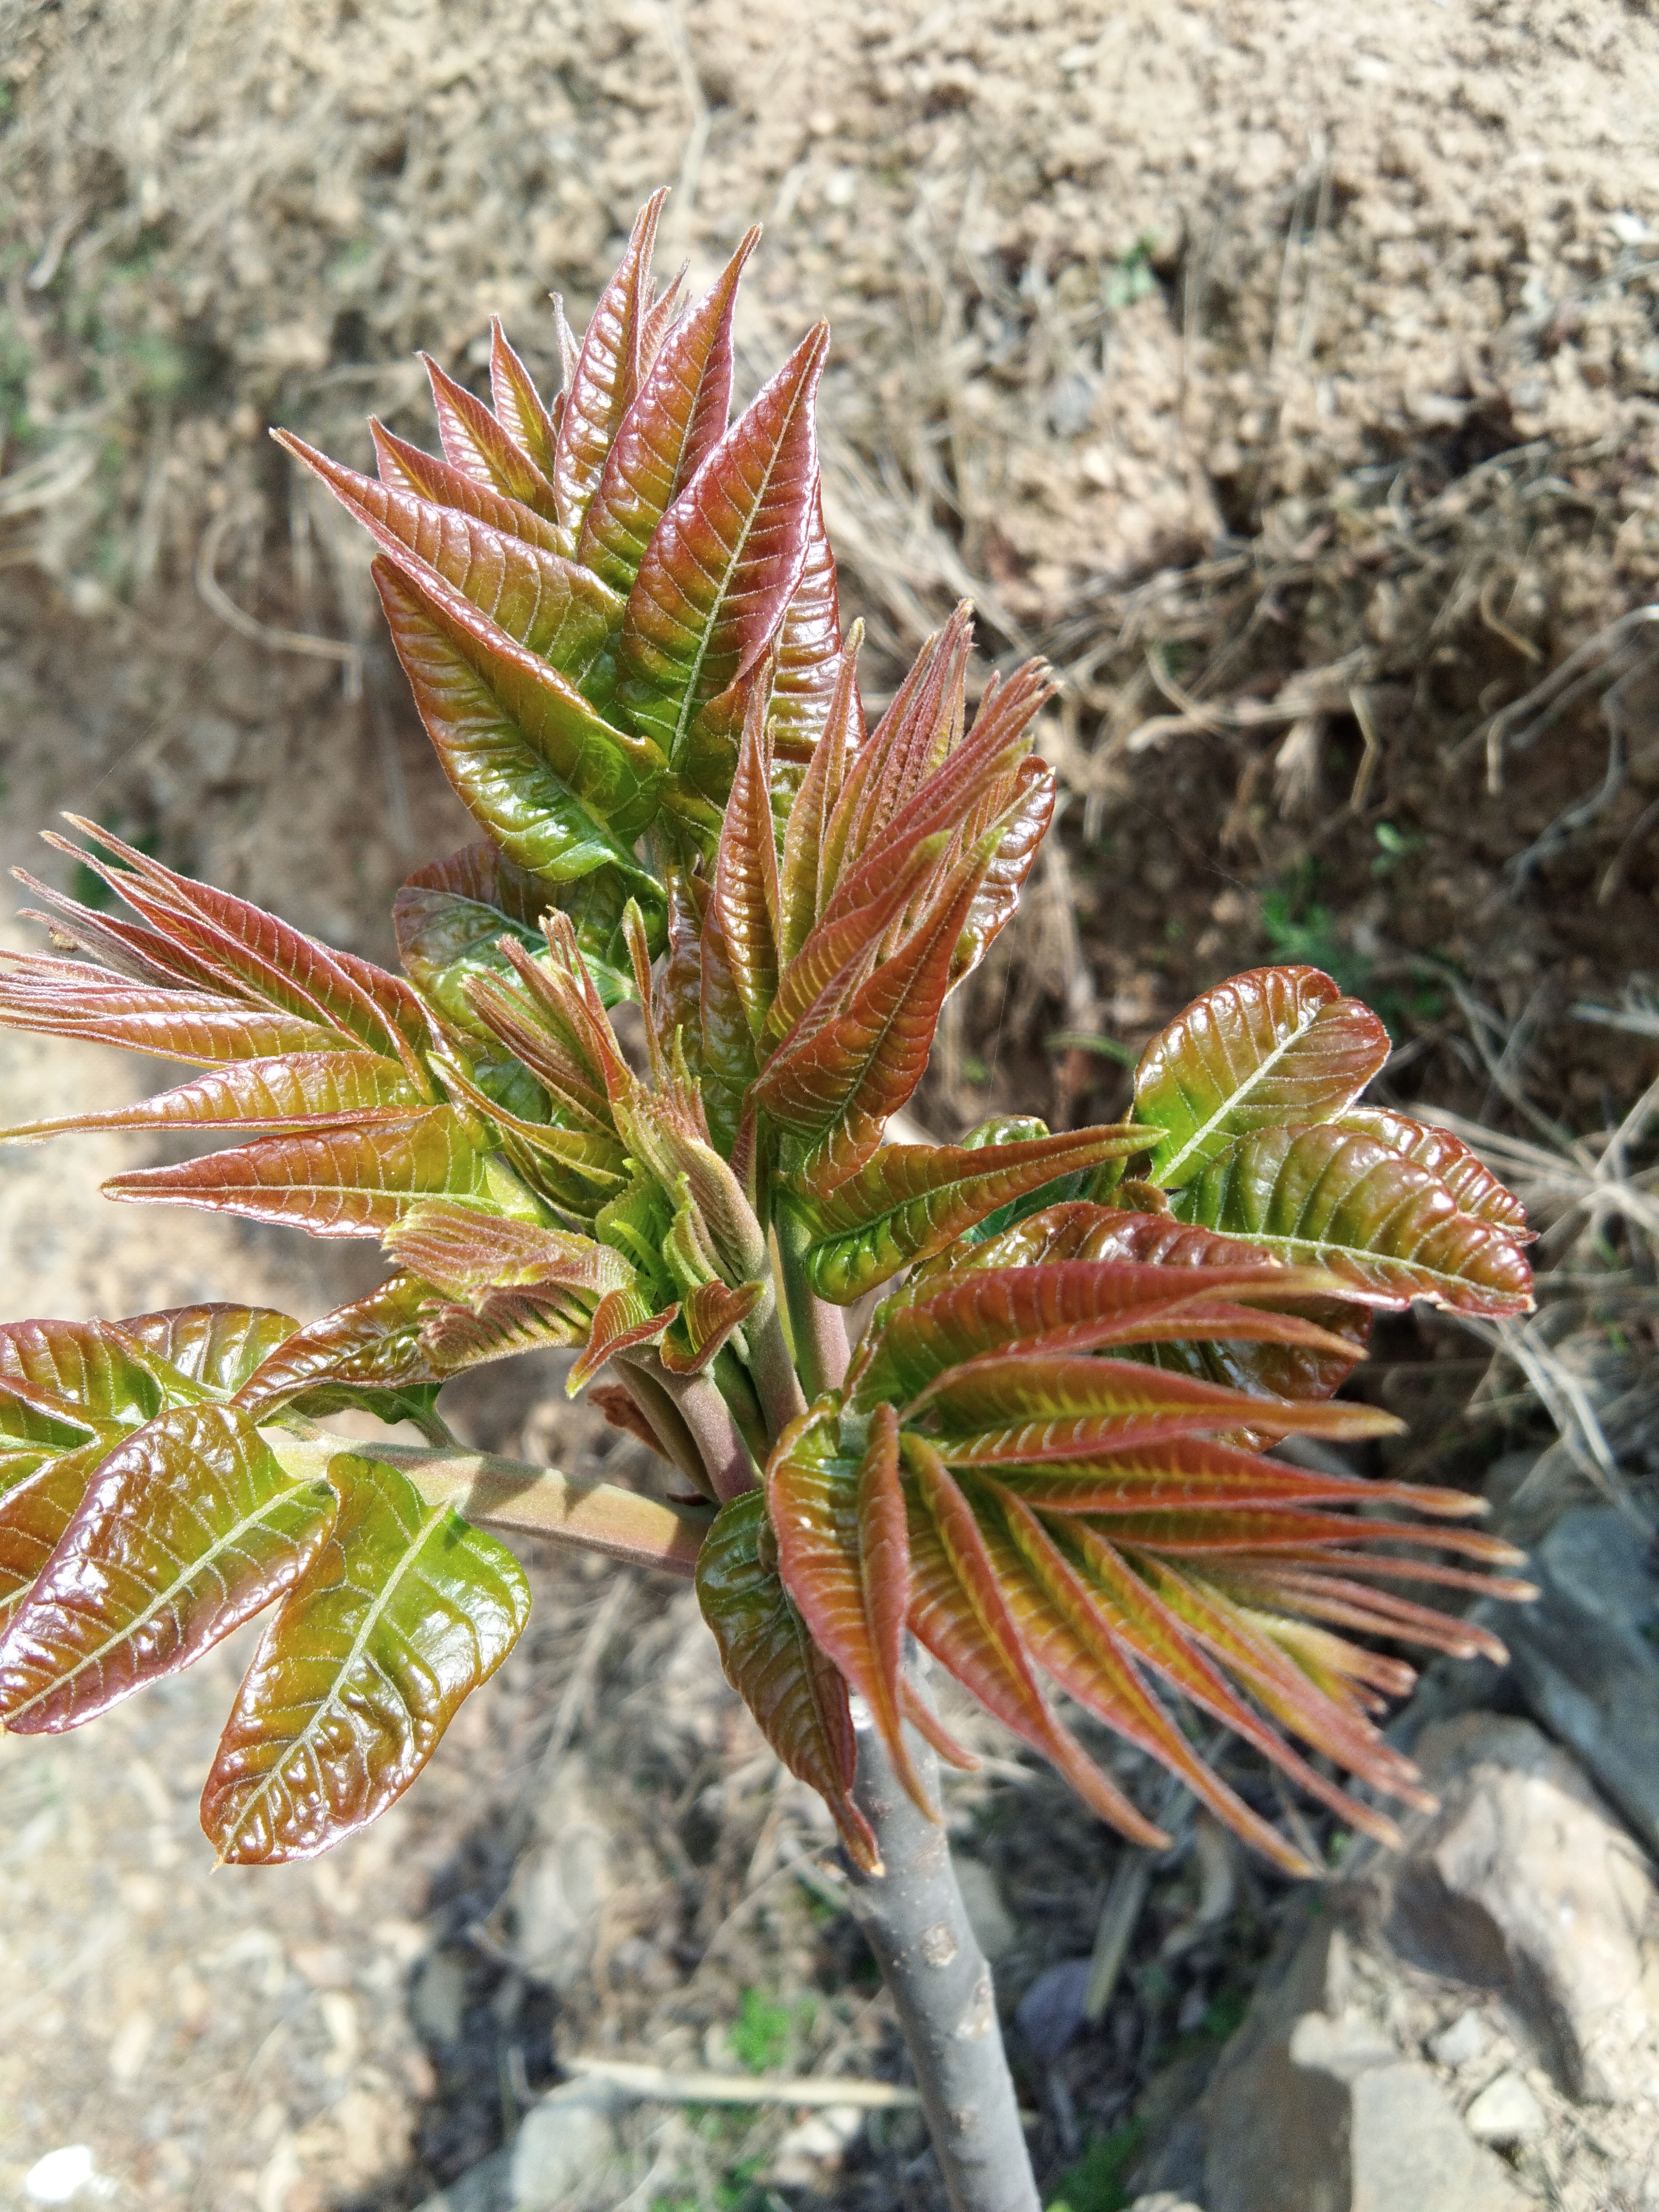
[844,1697,1040,2212]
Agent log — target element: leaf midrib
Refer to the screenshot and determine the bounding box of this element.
[1151,999,1325,1188]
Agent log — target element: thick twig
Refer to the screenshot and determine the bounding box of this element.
[261,1432,711,1573]
[648,1362,759,1502]
[773,1200,851,1397]
[842,1692,1040,2212]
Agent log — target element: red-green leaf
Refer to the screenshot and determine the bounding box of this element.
[384,1197,631,1301]
[418,350,559,521]
[0,952,347,1065]
[371,555,662,839]
[1168,1122,1535,1313]
[713,680,782,1038]
[102,1103,498,1238]
[769,1403,932,1814]
[694,1487,879,1873]
[616,324,829,771]
[370,420,565,550]
[792,1126,1156,1303]
[568,1285,678,1390]
[916,1352,1401,1452]
[554,191,666,547]
[118,1305,299,1393]
[0,1405,336,1733]
[1,1051,427,1144]
[56,819,430,1073]
[766,483,845,761]
[489,317,559,484]
[1337,1107,1533,1238]
[233,1276,447,1421]
[847,1257,1362,1411]
[949,753,1055,988]
[778,636,859,963]
[977,1486,1317,1874]
[1134,967,1390,1189]
[577,229,758,594]
[754,832,1002,1192]
[900,1435,1168,1844]
[280,432,618,682]
[201,1453,530,1864]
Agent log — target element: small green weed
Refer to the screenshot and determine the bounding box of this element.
[729,1987,793,2073]
[1046,2118,1146,2212]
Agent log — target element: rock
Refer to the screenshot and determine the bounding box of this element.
[1502,1504,1659,1860]
[952,1856,1017,1966]
[508,2078,630,2209]
[1364,1713,1658,2102]
[1015,1958,1093,2065]
[1191,1918,1527,2212]
[1463,2070,1546,2147]
[409,2081,631,2212]
[765,2104,864,2188]
[489,1762,613,1992]
[1427,2010,1489,2069]
[1126,2198,1204,2212]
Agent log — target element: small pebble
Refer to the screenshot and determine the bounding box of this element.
[1464,2068,1546,2146]
[1428,2008,1489,2068]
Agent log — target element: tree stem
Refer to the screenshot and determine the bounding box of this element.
[844,1692,1040,2212]
[773,1199,851,1398]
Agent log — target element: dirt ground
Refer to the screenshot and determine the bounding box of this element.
[2,0,1658,2205]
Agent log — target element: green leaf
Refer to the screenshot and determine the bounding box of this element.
[371,554,664,840]
[791,1125,1155,1303]
[102,1103,499,1238]
[202,1454,531,1864]
[616,324,829,773]
[0,1405,336,1732]
[694,1488,879,1873]
[1167,1122,1535,1313]
[1134,967,1390,1189]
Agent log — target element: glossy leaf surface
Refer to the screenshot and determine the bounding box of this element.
[1168,1122,1535,1312]
[202,1454,530,1864]
[792,1126,1156,1302]
[0,1405,334,1733]
[1134,967,1389,1188]
[694,1488,879,1872]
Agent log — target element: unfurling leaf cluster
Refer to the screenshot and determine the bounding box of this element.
[0,195,1535,1874]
